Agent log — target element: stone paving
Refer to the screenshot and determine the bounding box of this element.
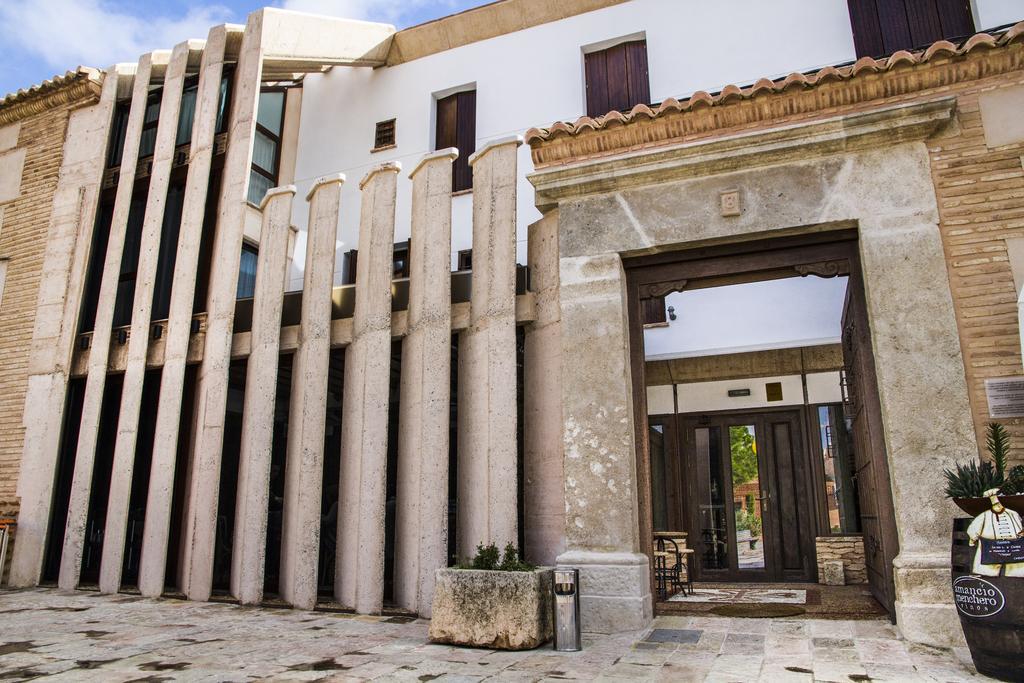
[0,588,995,682]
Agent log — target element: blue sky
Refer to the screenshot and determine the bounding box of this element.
[0,0,487,98]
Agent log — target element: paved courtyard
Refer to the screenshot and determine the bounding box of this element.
[0,587,994,682]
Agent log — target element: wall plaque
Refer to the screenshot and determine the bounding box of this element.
[984,377,1024,418]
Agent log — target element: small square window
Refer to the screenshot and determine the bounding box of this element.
[765,382,784,402]
[374,119,396,150]
[458,249,473,271]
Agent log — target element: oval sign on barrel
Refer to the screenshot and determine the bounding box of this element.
[952,576,1006,618]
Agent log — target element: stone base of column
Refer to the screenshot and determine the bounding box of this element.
[556,550,652,634]
[893,552,965,648]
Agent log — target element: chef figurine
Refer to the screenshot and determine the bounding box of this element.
[967,487,1024,577]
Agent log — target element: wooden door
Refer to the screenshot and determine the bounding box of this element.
[841,270,900,618]
[680,411,815,583]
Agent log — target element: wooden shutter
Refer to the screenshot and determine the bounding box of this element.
[848,0,975,58]
[642,296,666,325]
[584,39,650,118]
[435,90,476,193]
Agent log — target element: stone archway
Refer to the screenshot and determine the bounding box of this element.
[530,99,976,647]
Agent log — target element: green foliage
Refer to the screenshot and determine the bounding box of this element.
[499,543,534,572]
[729,426,759,487]
[462,542,535,572]
[470,543,500,570]
[735,508,763,538]
[987,422,1011,480]
[1003,465,1024,495]
[944,422,1023,498]
[943,460,1001,498]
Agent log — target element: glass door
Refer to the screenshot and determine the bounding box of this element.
[683,417,772,581]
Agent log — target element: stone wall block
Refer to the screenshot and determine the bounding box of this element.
[179,13,265,602]
[279,175,342,610]
[456,137,521,560]
[336,163,399,614]
[231,186,296,605]
[394,150,455,617]
[99,41,192,595]
[8,67,121,587]
[138,26,230,599]
[58,54,158,591]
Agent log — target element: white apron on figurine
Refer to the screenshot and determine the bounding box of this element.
[967,488,1024,577]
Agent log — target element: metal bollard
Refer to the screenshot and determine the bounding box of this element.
[553,568,581,651]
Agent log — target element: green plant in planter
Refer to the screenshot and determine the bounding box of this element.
[944,422,1017,498]
[462,543,535,572]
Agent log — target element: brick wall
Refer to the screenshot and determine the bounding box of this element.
[0,103,75,522]
[816,536,867,585]
[929,80,1024,466]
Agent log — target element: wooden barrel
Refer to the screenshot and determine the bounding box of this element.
[951,518,1024,682]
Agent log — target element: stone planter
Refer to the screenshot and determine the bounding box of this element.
[428,567,553,650]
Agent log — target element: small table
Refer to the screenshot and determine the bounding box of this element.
[652,533,693,599]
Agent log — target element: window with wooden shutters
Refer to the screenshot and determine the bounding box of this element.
[847,0,975,58]
[584,39,650,118]
[374,119,396,150]
[435,90,476,193]
[642,295,667,326]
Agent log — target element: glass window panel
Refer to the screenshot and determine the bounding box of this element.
[237,244,258,298]
[144,99,160,124]
[176,86,197,146]
[216,76,229,133]
[256,91,284,136]
[697,426,727,570]
[138,127,157,159]
[650,423,667,532]
[730,425,765,570]
[252,129,277,174]
[247,169,274,206]
[818,405,861,534]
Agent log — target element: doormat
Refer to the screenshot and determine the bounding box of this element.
[667,588,807,604]
[711,604,806,618]
[644,628,702,644]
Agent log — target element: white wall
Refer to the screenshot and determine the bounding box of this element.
[644,277,848,360]
[974,0,1024,30]
[649,371,843,414]
[290,0,859,289]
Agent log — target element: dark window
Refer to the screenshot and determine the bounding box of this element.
[342,244,410,285]
[138,95,161,160]
[176,82,198,147]
[111,195,148,328]
[457,249,473,271]
[393,241,410,279]
[237,243,258,298]
[107,103,130,168]
[584,39,650,118]
[641,295,666,326]
[847,0,975,58]
[248,89,285,206]
[374,119,396,149]
[435,90,476,193]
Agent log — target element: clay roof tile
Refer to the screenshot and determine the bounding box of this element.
[527,20,1024,144]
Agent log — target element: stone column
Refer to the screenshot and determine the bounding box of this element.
[9,66,123,588]
[456,136,521,560]
[138,26,232,599]
[99,41,194,595]
[394,149,456,617]
[523,211,566,567]
[231,185,296,605]
[555,251,651,633]
[336,162,400,614]
[279,174,343,610]
[179,12,265,602]
[58,53,163,591]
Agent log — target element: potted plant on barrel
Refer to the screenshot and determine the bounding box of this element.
[945,422,1024,683]
[945,423,1024,515]
[428,543,553,650]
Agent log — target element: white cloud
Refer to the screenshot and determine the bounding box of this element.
[278,0,463,27]
[0,0,234,71]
